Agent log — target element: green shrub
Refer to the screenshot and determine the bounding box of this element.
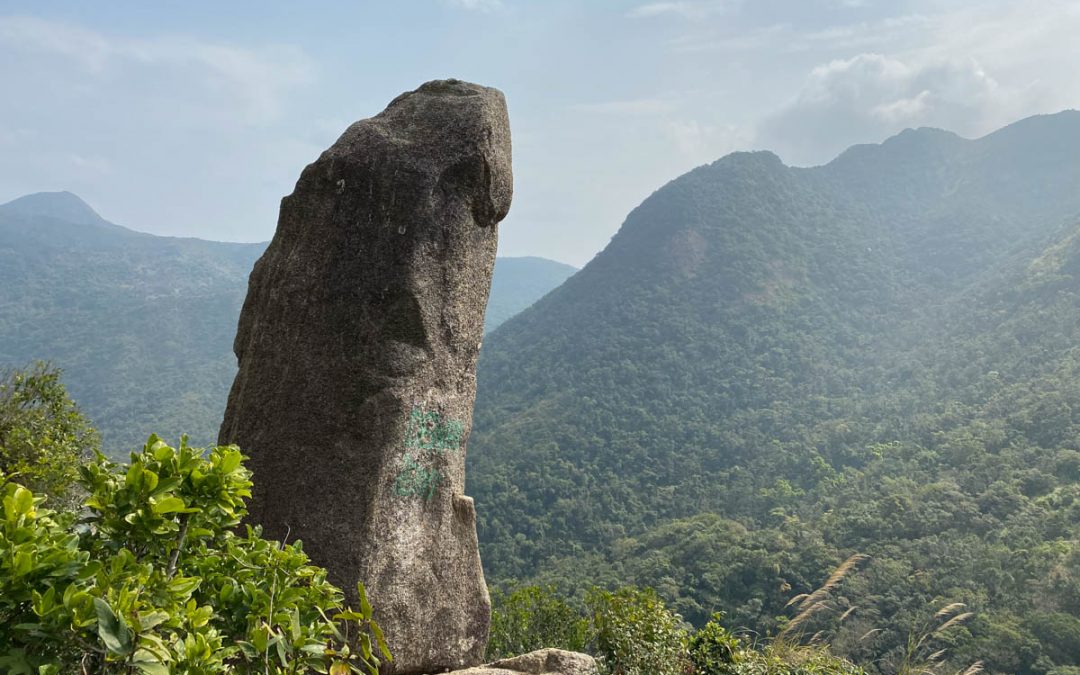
[586,586,689,675]
[688,614,740,674]
[0,434,389,674]
[688,612,863,675]
[734,642,865,675]
[484,585,864,675]
[488,585,590,659]
[0,362,98,506]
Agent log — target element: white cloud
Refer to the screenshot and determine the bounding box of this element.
[0,16,313,127]
[443,0,504,11]
[664,119,749,164]
[571,98,678,115]
[667,12,930,55]
[0,15,317,240]
[0,15,111,70]
[628,2,696,18]
[757,52,1053,166]
[627,1,735,20]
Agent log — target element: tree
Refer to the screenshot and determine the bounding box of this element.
[0,362,98,505]
[487,585,589,659]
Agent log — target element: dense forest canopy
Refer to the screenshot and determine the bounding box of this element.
[468,111,1080,675]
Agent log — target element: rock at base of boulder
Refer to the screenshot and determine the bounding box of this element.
[438,649,597,675]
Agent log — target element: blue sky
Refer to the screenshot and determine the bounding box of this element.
[1,0,1078,265]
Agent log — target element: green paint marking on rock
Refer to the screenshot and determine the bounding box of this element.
[404,406,465,454]
[394,406,465,500]
[393,453,443,500]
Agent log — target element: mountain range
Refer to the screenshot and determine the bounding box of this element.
[5,110,1080,673]
[468,111,1080,674]
[0,192,574,451]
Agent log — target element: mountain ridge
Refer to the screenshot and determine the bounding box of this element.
[1,191,110,227]
[468,110,1080,674]
[0,192,575,451]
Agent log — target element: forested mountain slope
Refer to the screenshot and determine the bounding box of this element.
[0,192,573,452]
[0,192,263,453]
[468,111,1080,674]
[486,257,577,332]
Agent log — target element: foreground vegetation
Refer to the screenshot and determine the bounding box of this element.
[0,437,389,673]
[489,584,867,675]
[1,365,388,673]
[0,364,875,674]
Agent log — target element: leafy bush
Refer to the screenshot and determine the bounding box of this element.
[586,586,689,675]
[688,613,865,675]
[688,614,739,674]
[487,585,589,659]
[0,435,389,674]
[487,585,866,675]
[0,362,98,505]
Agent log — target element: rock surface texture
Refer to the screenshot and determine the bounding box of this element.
[445,649,598,675]
[219,79,512,674]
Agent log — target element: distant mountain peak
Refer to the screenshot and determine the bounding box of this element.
[889,126,963,142]
[711,149,785,169]
[977,109,1080,147]
[828,126,966,168]
[0,191,105,226]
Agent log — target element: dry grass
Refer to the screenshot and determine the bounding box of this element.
[777,553,869,643]
[773,556,984,675]
[895,602,977,675]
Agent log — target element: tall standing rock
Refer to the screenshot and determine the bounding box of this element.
[219,79,512,674]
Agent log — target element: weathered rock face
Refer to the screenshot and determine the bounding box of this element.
[446,649,599,675]
[218,79,512,674]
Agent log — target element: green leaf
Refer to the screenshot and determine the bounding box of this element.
[151,496,187,514]
[13,550,33,576]
[133,662,169,675]
[12,486,34,516]
[372,621,392,662]
[148,475,182,497]
[219,449,242,474]
[76,560,103,580]
[168,576,201,595]
[94,597,134,657]
[358,582,373,620]
[290,607,302,641]
[138,610,170,631]
[32,586,56,617]
[125,463,142,489]
[152,444,173,462]
[190,604,213,628]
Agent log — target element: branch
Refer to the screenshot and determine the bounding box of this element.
[166,514,190,578]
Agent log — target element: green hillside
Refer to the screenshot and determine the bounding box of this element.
[468,111,1080,674]
[0,193,572,453]
[486,257,577,333]
[0,192,262,454]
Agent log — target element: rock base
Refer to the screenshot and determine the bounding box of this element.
[439,649,597,675]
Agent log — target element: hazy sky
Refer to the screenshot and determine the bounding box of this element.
[1,1,1078,265]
